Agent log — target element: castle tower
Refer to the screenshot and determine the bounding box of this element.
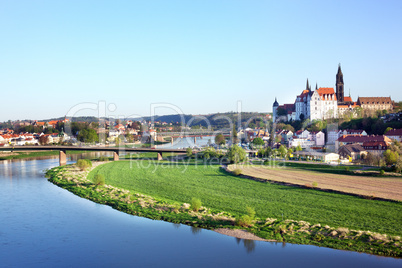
[273,97,279,122]
[306,79,311,92]
[336,64,344,103]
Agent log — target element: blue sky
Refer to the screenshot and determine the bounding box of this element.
[1,0,401,121]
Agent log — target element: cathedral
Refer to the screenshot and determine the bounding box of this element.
[273,65,357,122]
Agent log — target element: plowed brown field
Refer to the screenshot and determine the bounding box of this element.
[229,165,402,201]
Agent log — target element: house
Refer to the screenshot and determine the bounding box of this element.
[280,130,293,143]
[295,129,311,139]
[294,151,340,163]
[339,129,367,136]
[47,120,59,128]
[311,131,325,146]
[338,144,367,161]
[362,141,390,155]
[288,136,315,149]
[109,129,120,137]
[328,129,367,145]
[385,128,402,142]
[336,134,392,152]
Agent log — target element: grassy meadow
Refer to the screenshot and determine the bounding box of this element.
[87,160,402,236]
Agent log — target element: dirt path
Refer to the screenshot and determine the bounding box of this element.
[229,165,402,201]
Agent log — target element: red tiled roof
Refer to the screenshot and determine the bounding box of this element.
[357,97,392,105]
[344,96,352,102]
[316,87,337,100]
[385,128,402,136]
[48,120,59,125]
[337,135,391,144]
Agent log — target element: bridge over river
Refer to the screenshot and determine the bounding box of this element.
[1,146,187,165]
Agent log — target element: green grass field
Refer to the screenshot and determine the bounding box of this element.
[87,160,402,236]
[119,152,178,160]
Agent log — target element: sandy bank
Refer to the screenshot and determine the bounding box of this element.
[214,228,275,242]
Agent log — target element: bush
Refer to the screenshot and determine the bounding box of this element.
[186,148,193,157]
[77,159,92,170]
[99,156,109,161]
[232,168,242,176]
[246,206,255,219]
[380,170,385,176]
[190,198,202,212]
[227,145,247,164]
[94,174,105,186]
[236,206,255,227]
[236,215,253,227]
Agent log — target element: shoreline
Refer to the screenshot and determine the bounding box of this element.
[214,228,275,242]
[45,161,402,258]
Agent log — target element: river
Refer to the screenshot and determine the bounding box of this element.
[0,156,400,267]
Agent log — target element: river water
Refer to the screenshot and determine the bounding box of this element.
[0,157,400,267]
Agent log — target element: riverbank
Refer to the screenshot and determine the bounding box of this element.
[46,161,402,257]
[0,150,89,161]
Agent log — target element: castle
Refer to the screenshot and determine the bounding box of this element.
[273,65,393,122]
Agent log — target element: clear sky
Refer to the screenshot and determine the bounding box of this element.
[1,0,401,121]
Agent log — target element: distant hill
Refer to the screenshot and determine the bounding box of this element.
[129,112,270,129]
[1,112,271,130]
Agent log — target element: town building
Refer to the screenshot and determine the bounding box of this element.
[272,65,394,122]
[335,134,392,152]
[357,97,393,111]
[338,144,367,161]
[294,151,340,163]
[384,128,402,142]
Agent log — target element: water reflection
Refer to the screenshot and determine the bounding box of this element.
[191,226,202,235]
[235,238,256,253]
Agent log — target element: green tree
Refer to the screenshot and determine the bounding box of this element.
[384,149,399,166]
[278,145,287,158]
[252,137,265,147]
[186,147,193,157]
[384,127,393,134]
[265,147,272,158]
[232,125,238,144]
[126,134,134,143]
[215,134,226,145]
[190,198,202,212]
[395,156,402,173]
[77,128,99,143]
[227,145,247,164]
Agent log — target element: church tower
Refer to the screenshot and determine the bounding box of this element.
[273,97,279,122]
[336,64,344,103]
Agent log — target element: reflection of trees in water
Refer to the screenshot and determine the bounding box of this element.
[234,237,256,253]
[191,226,202,235]
[243,239,256,253]
[172,223,180,229]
